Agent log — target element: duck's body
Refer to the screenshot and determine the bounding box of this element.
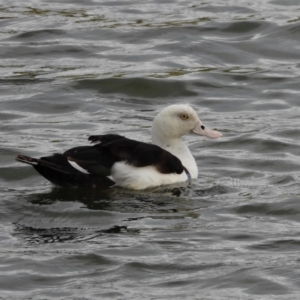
[16,105,222,190]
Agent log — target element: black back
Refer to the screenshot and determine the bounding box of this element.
[66,135,184,175]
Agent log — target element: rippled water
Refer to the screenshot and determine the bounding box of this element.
[1,0,300,299]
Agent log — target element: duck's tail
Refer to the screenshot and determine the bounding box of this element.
[16,155,39,166]
[16,154,115,188]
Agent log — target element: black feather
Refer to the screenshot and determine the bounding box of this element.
[16,154,115,188]
[87,136,184,174]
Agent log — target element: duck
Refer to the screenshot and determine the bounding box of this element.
[16,104,222,190]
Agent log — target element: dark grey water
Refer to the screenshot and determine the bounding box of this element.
[1,0,300,299]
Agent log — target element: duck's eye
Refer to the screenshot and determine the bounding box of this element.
[180,114,189,120]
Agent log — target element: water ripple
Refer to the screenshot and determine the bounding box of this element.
[1,0,300,299]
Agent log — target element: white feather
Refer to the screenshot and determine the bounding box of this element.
[68,160,89,174]
[111,162,188,190]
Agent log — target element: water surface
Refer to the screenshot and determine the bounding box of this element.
[1,0,300,299]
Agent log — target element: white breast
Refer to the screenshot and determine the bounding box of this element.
[162,142,198,179]
[111,162,188,190]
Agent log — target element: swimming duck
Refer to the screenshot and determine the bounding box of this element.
[16,104,222,190]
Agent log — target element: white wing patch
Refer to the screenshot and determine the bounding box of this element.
[68,160,90,174]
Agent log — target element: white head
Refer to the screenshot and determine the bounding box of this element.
[151,104,222,144]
